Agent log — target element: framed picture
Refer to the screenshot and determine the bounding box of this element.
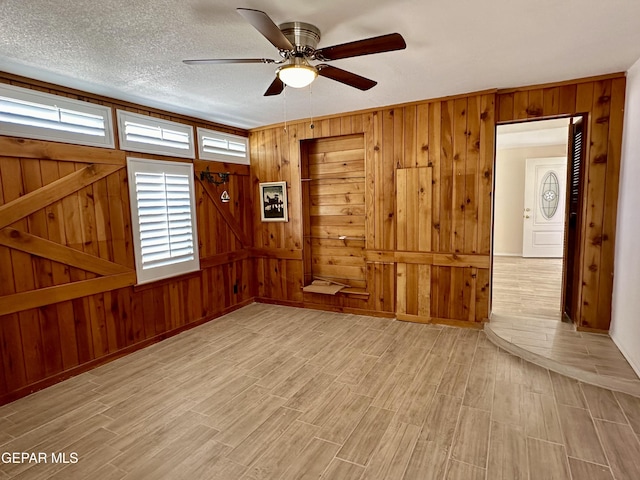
[259,181,288,222]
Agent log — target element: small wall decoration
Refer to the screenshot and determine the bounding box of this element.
[220,190,230,203]
[260,181,288,222]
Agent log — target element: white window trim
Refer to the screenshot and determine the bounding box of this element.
[118,110,195,159]
[0,83,115,149]
[127,157,200,285]
[197,127,249,164]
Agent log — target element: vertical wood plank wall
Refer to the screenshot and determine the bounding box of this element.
[496,75,625,331]
[0,72,626,403]
[0,74,253,404]
[304,135,367,289]
[250,92,496,326]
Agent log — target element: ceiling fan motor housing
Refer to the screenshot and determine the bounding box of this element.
[278,22,321,56]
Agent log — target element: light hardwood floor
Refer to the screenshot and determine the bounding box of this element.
[1,304,640,479]
[492,255,563,321]
[490,256,640,395]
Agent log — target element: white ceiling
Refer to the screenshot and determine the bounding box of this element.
[497,118,569,150]
[1,0,639,130]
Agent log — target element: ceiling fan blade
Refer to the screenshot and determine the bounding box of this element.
[183,58,276,65]
[317,65,377,91]
[264,76,285,96]
[237,8,294,52]
[315,33,406,61]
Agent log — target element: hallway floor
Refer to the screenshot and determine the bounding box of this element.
[490,256,640,396]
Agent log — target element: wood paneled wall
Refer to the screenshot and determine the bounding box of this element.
[0,71,626,403]
[250,92,496,325]
[496,75,625,331]
[251,74,625,332]
[0,74,253,404]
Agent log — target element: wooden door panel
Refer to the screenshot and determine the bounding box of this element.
[304,134,366,288]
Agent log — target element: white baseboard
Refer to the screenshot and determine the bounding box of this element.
[493,252,523,257]
[610,333,640,380]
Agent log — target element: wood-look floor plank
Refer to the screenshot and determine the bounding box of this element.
[316,392,373,445]
[580,383,627,423]
[437,362,470,399]
[284,372,337,412]
[120,424,219,479]
[449,330,480,365]
[348,328,386,351]
[444,460,485,480]
[492,380,523,426]
[463,346,497,411]
[354,360,398,398]
[109,410,210,472]
[320,459,364,480]
[255,355,307,390]
[214,395,287,448]
[226,406,301,466]
[270,363,321,398]
[337,353,378,385]
[204,385,271,431]
[549,371,588,408]
[191,375,259,416]
[567,457,614,480]
[614,391,640,435]
[527,437,571,480]
[594,419,640,480]
[450,406,491,467]
[487,421,527,480]
[179,457,247,480]
[430,328,460,357]
[556,404,607,465]
[371,369,413,412]
[280,438,340,480]
[360,421,420,480]
[495,351,525,385]
[521,361,553,395]
[240,420,319,480]
[48,445,123,480]
[337,406,395,466]
[523,392,563,443]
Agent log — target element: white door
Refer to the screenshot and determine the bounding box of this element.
[522,157,567,257]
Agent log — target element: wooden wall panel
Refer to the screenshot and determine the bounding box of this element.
[306,134,366,288]
[251,92,494,323]
[0,74,253,405]
[496,74,625,331]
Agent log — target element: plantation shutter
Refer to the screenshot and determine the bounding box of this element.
[197,127,249,164]
[0,83,114,148]
[135,171,195,268]
[127,158,200,284]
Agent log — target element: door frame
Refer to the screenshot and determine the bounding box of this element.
[489,114,586,323]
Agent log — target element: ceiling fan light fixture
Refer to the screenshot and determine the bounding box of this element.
[277,58,317,88]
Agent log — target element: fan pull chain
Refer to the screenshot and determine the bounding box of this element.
[283,87,288,133]
[308,85,315,130]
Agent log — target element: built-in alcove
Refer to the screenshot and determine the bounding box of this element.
[300,134,366,293]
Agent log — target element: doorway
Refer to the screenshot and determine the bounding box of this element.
[491,117,572,322]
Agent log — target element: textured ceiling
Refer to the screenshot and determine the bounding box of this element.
[1,0,640,130]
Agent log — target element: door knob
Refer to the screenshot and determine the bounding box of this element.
[524,215,530,219]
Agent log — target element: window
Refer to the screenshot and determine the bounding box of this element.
[0,83,114,148]
[197,127,249,164]
[117,110,195,159]
[127,157,200,284]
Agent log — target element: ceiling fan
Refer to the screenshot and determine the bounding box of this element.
[183,8,407,96]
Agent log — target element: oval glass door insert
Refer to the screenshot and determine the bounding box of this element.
[540,171,560,219]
